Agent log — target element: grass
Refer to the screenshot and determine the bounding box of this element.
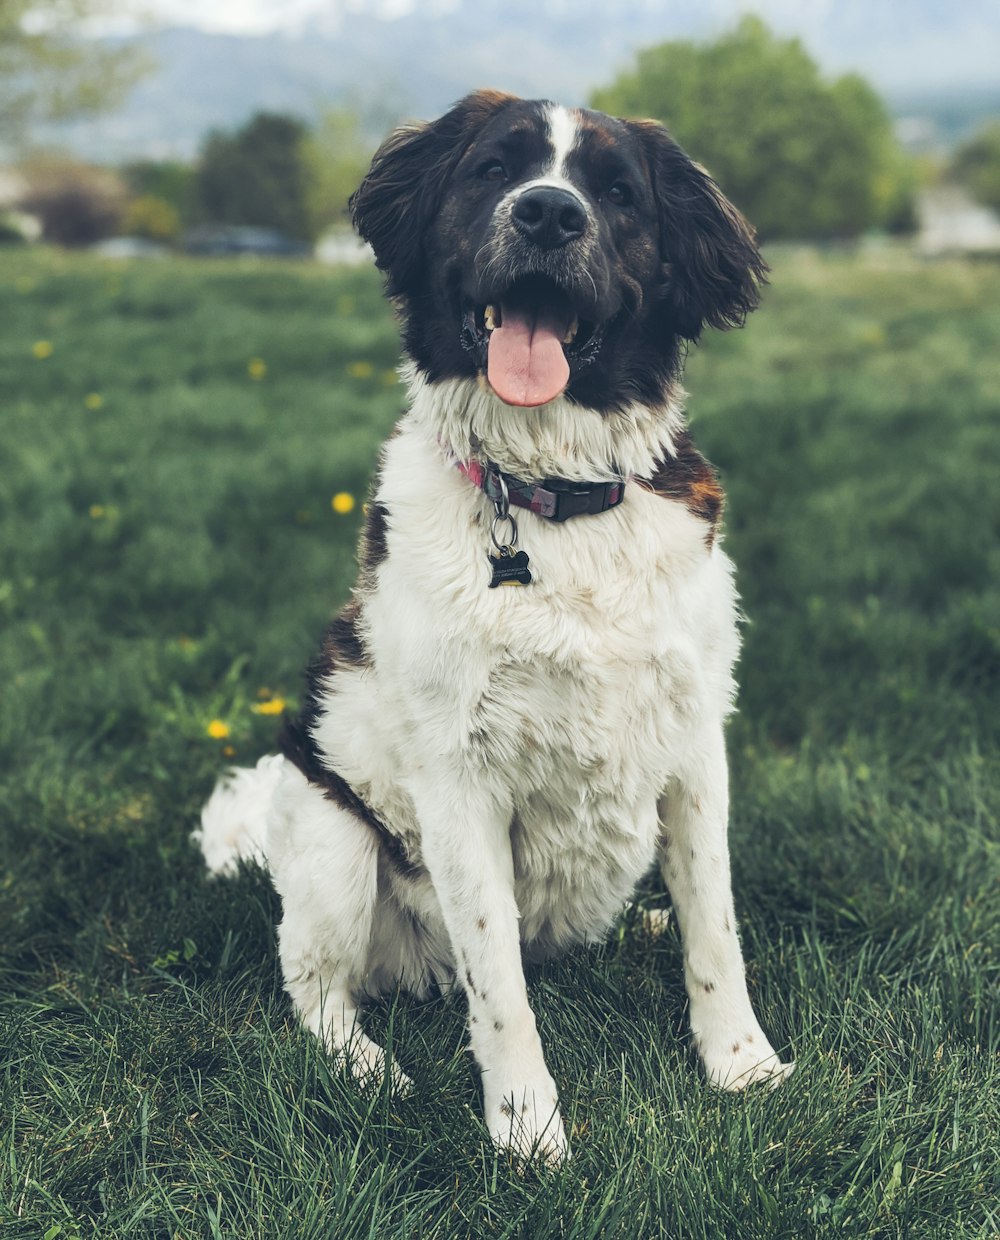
[0,244,998,1238]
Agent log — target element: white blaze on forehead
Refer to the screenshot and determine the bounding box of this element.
[545,104,581,180]
[499,104,588,213]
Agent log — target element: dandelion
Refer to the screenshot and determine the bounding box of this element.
[347,360,374,379]
[252,697,286,716]
[223,745,236,758]
[331,492,356,515]
[248,357,267,381]
[207,719,230,739]
[32,340,53,359]
[84,393,104,411]
[89,505,106,520]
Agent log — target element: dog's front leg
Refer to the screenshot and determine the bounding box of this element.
[657,726,794,1090]
[409,776,568,1165]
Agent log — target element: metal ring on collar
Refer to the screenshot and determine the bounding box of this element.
[490,511,518,551]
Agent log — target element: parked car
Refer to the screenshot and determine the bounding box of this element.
[182,225,312,257]
[90,236,170,259]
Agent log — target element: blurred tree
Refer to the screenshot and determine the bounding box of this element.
[123,159,196,228]
[0,0,146,143]
[302,107,371,236]
[120,193,179,241]
[591,16,915,240]
[951,121,1000,213]
[18,152,124,244]
[196,112,315,241]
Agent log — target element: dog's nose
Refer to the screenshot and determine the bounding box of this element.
[512,187,588,250]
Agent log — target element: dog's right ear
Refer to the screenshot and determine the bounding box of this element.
[350,90,515,296]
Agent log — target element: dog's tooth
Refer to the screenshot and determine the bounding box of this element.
[564,316,579,344]
[484,304,497,331]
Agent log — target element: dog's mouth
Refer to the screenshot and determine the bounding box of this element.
[461,275,606,407]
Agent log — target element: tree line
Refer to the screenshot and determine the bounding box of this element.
[5,11,1000,249]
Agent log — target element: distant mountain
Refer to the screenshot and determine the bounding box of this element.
[38,0,1000,162]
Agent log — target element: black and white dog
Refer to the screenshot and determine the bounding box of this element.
[197,91,793,1165]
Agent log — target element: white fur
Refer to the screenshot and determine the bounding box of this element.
[198,370,793,1163]
[195,753,283,876]
[546,104,580,181]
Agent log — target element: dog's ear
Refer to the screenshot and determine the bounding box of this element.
[350,90,516,296]
[629,119,767,341]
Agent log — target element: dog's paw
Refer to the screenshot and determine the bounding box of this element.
[484,1077,569,1167]
[335,1032,413,1096]
[698,1029,795,1092]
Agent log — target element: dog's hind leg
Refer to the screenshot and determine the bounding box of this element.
[657,725,794,1091]
[267,762,411,1092]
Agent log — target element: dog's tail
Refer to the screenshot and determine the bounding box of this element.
[193,753,285,876]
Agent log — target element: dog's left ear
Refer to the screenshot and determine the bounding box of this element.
[351,90,516,297]
[630,120,767,341]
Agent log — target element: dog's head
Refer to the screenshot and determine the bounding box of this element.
[351,91,765,414]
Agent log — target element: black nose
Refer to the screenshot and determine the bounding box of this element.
[512,186,588,250]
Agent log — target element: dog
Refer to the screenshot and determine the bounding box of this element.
[197,90,794,1166]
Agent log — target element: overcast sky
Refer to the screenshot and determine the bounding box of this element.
[112,0,999,96]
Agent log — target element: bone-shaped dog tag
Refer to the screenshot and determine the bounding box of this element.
[488,547,532,588]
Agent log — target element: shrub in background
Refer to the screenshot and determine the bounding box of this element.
[120,193,180,242]
[951,121,1000,213]
[18,154,125,246]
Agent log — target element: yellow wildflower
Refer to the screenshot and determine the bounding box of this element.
[84,393,104,410]
[248,357,267,381]
[347,360,374,379]
[331,492,356,515]
[207,719,230,739]
[89,505,106,520]
[252,697,286,716]
[222,745,236,758]
[32,340,54,359]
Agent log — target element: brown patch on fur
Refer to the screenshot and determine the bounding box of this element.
[639,429,724,547]
[477,917,487,931]
[732,1041,741,1055]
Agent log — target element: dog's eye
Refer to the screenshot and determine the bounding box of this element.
[606,182,633,207]
[480,161,507,184]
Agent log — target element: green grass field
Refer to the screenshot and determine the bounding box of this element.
[1,245,998,1239]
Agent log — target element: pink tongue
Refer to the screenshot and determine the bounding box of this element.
[487,307,570,407]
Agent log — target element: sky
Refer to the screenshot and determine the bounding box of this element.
[111,0,999,96]
[119,0,459,34]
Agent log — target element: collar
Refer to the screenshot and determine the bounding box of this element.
[457,459,626,523]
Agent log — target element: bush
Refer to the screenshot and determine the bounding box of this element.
[123,159,196,229]
[951,121,1000,213]
[121,194,180,241]
[18,155,125,247]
